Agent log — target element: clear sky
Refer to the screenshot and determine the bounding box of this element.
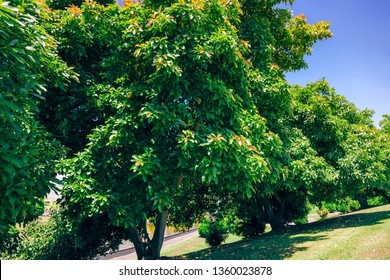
[283,0,390,126]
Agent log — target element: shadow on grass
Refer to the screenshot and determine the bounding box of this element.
[167,207,390,260]
[296,208,390,235]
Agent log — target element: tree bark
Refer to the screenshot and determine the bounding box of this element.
[129,222,151,260]
[132,173,184,260]
[261,190,292,231]
[357,194,368,209]
[149,210,168,259]
[262,197,284,231]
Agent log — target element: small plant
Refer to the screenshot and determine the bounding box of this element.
[205,221,228,247]
[317,206,329,220]
[0,218,56,260]
[349,199,361,211]
[198,217,228,247]
[323,202,337,212]
[293,216,308,225]
[368,196,387,207]
[336,201,351,213]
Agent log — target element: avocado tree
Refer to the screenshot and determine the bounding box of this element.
[54,0,285,259]
[0,0,73,238]
[290,80,387,209]
[338,124,386,208]
[226,1,333,231]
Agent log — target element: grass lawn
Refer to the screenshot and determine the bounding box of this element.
[161,204,390,260]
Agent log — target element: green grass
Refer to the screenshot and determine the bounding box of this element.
[161,204,390,260]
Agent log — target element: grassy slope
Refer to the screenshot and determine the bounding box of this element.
[161,204,390,260]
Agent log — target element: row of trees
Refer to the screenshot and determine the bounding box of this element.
[1,0,389,259]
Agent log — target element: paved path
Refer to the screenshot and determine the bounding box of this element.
[98,229,199,260]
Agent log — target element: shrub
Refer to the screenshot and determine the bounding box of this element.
[323,202,337,212]
[317,206,329,220]
[349,199,361,211]
[323,198,360,213]
[204,221,228,247]
[0,205,129,260]
[0,226,21,257]
[368,196,387,207]
[225,199,267,238]
[336,202,350,213]
[234,216,266,238]
[0,218,56,260]
[293,216,308,225]
[198,217,228,247]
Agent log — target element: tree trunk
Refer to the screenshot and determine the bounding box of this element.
[261,191,292,231]
[149,210,168,259]
[262,197,284,231]
[129,222,151,260]
[357,194,368,209]
[131,173,184,260]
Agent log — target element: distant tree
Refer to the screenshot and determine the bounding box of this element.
[230,1,333,230]
[339,125,386,208]
[377,115,390,203]
[291,80,387,208]
[380,115,390,135]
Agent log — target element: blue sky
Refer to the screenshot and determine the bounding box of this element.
[283,0,390,126]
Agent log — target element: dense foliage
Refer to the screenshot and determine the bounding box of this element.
[1,0,389,260]
[0,0,73,238]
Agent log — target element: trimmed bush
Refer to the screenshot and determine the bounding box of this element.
[204,221,228,247]
[198,217,228,247]
[323,198,361,214]
[317,206,329,220]
[323,202,337,213]
[336,202,350,213]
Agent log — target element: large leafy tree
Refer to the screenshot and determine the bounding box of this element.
[290,80,388,208]
[0,0,73,237]
[339,124,386,207]
[57,0,286,260]
[228,1,333,230]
